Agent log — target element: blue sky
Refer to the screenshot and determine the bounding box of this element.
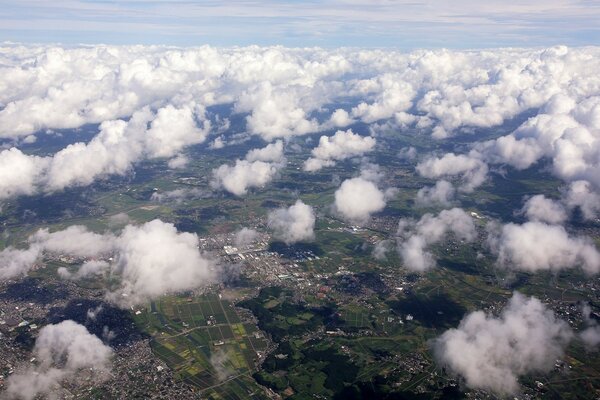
[1,0,599,48]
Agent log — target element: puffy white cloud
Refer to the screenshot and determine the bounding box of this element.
[303,129,376,172]
[415,180,455,207]
[211,159,279,196]
[58,260,110,280]
[0,245,42,280]
[334,177,386,223]
[489,221,600,274]
[0,225,114,280]
[245,140,285,163]
[328,108,354,128]
[5,320,112,400]
[1,44,600,208]
[564,180,600,220]
[434,293,573,395]
[234,227,259,248]
[167,154,189,169]
[108,219,215,306]
[0,103,210,196]
[0,148,48,199]
[416,152,488,192]
[520,195,567,224]
[30,225,115,258]
[268,200,315,244]
[396,208,476,272]
[150,188,208,204]
[580,304,600,350]
[0,220,216,306]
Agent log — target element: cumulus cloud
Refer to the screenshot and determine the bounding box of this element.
[108,219,216,305]
[212,139,286,196]
[564,180,600,220]
[489,221,600,274]
[303,129,376,172]
[2,45,600,203]
[580,303,600,350]
[396,208,476,272]
[211,159,279,196]
[234,227,259,248]
[245,140,285,163]
[4,320,112,400]
[434,293,573,395]
[150,188,208,203]
[415,180,455,207]
[0,220,216,306]
[416,152,488,192]
[0,103,210,198]
[268,200,316,245]
[520,195,567,224]
[334,177,386,223]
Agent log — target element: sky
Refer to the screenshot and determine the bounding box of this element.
[1,0,600,48]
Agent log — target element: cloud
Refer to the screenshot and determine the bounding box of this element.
[0,103,210,197]
[211,159,280,196]
[1,44,600,208]
[434,293,573,395]
[4,320,113,400]
[0,220,217,306]
[415,180,455,207]
[580,303,600,350]
[489,221,600,274]
[107,219,216,306]
[212,139,287,196]
[167,154,189,169]
[520,195,567,224]
[303,129,376,172]
[268,200,315,245]
[564,180,600,220]
[150,188,208,204]
[416,152,488,192]
[0,148,48,200]
[396,208,476,272]
[234,227,259,248]
[58,260,110,280]
[245,140,285,163]
[372,239,393,260]
[333,177,386,223]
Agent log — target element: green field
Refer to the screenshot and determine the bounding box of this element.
[134,294,270,399]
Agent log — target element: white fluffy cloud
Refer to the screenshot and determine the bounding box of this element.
[268,200,316,244]
[5,320,112,400]
[108,219,215,306]
[0,103,210,197]
[415,180,455,207]
[434,293,573,395]
[334,177,386,223]
[580,304,600,350]
[416,152,488,192]
[396,208,476,272]
[564,180,600,220]
[245,140,285,163]
[212,159,280,196]
[489,221,600,274]
[1,45,600,203]
[234,227,259,248]
[0,220,216,306]
[520,195,567,224]
[303,129,376,172]
[211,140,286,196]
